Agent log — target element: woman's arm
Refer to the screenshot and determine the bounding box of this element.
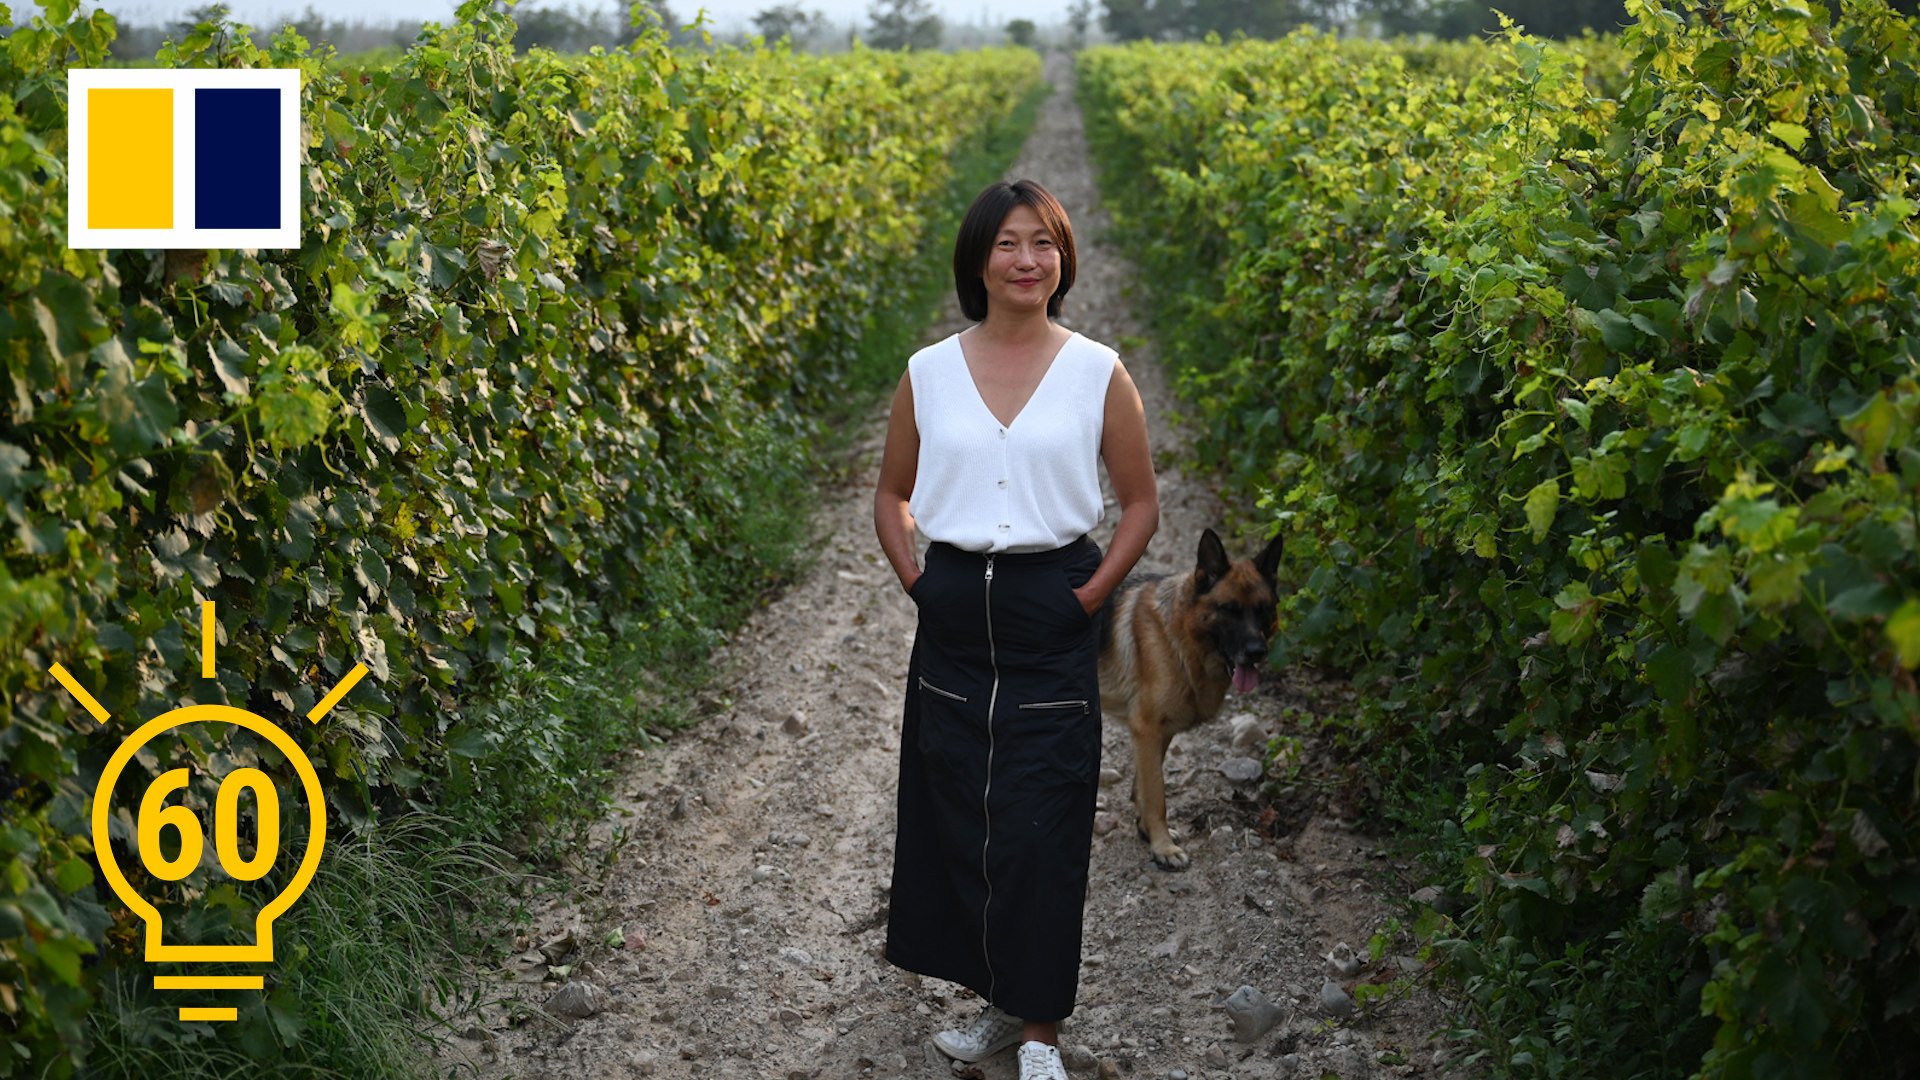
[1077,359,1160,615]
[874,371,922,595]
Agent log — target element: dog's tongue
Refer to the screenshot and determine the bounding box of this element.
[1232,664,1259,694]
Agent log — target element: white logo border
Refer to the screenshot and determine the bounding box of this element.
[67,68,302,250]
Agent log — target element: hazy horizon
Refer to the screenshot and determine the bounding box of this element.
[100,0,1071,35]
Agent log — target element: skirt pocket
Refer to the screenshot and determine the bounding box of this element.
[914,674,984,784]
[1011,697,1095,786]
[918,675,969,703]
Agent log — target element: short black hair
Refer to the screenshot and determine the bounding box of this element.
[953,179,1077,322]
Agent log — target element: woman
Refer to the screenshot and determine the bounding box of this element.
[871,177,1159,1080]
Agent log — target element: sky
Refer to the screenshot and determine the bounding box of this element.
[101,0,1070,34]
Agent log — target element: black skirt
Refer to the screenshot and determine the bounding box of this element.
[884,534,1103,1023]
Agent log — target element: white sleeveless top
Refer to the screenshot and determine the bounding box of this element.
[909,329,1116,553]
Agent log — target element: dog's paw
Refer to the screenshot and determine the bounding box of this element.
[1149,843,1191,871]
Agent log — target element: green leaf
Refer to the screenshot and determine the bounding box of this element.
[1812,443,1856,473]
[1828,583,1895,621]
[361,384,408,451]
[32,934,93,988]
[323,105,358,152]
[1562,260,1623,311]
[258,385,332,452]
[1647,644,1693,702]
[1719,496,1794,551]
[1748,554,1808,609]
[206,280,249,308]
[498,279,530,311]
[92,342,180,456]
[35,271,110,370]
[1887,599,1920,670]
[1638,540,1677,593]
[356,548,390,594]
[1767,121,1809,151]
[1789,188,1848,248]
[329,282,389,347]
[210,335,252,399]
[0,442,29,502]
[445,725,492,759]
[1674,422,1711,462]
[1762,392,1827,434]
[1676,544,1733,616]
[1500,873,1549,896]
[1841,393,1897,465]
[494,578,525,616]
[1692,589,1739,645]
[265,987,305,1045]
[1571,452,1627,500]
[1524,478,1558,543]
[1550,583,1599,645]
[53,858,92,893]
[1762,954,1830,1049]
[1592,308,1637,351]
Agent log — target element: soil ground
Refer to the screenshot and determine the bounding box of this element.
[429,48,1464,1080]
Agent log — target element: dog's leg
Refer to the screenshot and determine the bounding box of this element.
[1132,717,1188,870]
[1119,713,1147,841]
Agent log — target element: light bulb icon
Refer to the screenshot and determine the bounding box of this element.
[52,600,367,1022]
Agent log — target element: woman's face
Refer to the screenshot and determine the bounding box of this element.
[979,203,1060,317]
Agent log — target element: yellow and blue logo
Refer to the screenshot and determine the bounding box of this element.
[67,68,301,249]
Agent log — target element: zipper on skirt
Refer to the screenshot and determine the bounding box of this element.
[918,676,968,702]
[981,552,998,1002]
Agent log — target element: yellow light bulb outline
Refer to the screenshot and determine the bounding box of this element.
[91,703,326,962]
[50,600,370,1019]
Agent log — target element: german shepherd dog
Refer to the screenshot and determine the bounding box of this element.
[1094,528,1283,870]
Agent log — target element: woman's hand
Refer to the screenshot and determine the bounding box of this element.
[1071,584,1102,617]
[903,569,923,596]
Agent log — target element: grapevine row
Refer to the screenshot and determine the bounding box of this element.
[1079,3,1919,1074]
[0,1,1041,1069]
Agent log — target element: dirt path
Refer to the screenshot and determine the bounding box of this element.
[431,49,1456,1080]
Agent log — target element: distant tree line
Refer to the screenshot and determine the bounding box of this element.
[864,0,943,49]
[751,3,831,45]
[500,0,684,50]
[1098,0,1918,42]
[97,0,690,61]
[750,0,1055,51]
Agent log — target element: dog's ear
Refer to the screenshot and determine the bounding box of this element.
[1195,528,1229,594]
[1253,530,1284,587]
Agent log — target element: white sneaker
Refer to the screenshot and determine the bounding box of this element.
[931,1003,1022,1063]
[1017,1040,1068,1080]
